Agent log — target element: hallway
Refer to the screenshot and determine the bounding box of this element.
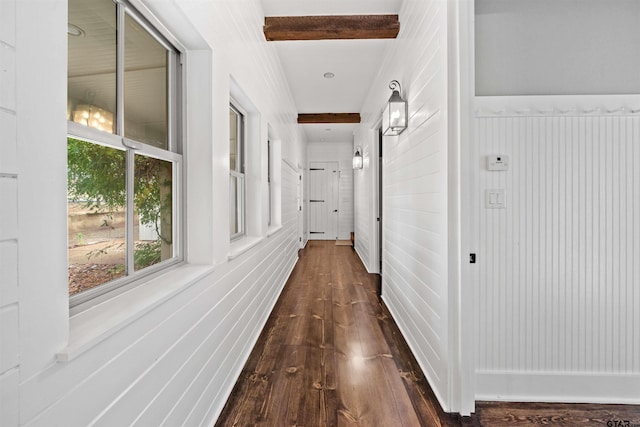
[215,241,454,426]
[3,1,640,425]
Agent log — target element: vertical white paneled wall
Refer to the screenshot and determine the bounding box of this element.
[355,0,455,411]
[475,97,640,403]
[307,142,354,240]
[0,4,19,416]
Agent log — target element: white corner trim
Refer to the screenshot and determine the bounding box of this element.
[476,371,640,405]
[57,264,213,362]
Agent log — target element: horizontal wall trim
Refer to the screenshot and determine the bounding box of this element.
[476,94,640,117]
[476,372,640,405]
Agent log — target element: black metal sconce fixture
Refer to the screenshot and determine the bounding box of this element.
[382,80,408,136]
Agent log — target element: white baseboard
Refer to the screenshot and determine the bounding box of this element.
[476,371,640,405]
[353,246,371,273]
[382,292,451,413]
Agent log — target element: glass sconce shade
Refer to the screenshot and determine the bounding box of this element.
[353,147,363,169]
[382,80,408,136]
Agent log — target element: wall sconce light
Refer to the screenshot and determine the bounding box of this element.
[382,80,408,136]
[353,146,363,170]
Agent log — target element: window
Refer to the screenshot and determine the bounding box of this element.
[266,135,281,230]
[67,0,181,303]
[229,104,245,239]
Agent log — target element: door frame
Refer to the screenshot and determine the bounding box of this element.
[297,165,304,248]
[308,161,340,240]
[372,123,383,276]
[451,0,477,415]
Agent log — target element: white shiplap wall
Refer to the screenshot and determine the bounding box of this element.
[0,2,19,424]
[355,0,453,411]
[353,129,375,271]
[23,237,299,426]
[282,160,301,242]
[9,0,308,426]
[382,0,452,410]
[475,98,640,402]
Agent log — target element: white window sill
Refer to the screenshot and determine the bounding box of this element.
[267,225,282,237]
[57,264,213,362]
[228,236,264,260]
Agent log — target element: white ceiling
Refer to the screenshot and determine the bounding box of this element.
[262,0,402,17]
[262,0,403,143]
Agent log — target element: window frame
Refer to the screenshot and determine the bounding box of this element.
[67,0,184,309]
[229,102,246,241]
[267,138,272,227]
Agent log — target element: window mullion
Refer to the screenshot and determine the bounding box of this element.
[240,115,244,233]
[240,173,245,234]
[118,3,137,275]
[126,149,135,274]
[168,51,176,152]
[116,3,125,136]
[173,160,181,260]
[239,114,245,173]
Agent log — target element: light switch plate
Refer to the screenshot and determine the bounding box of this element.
[485,189,506,209]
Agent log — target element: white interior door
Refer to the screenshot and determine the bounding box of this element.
[308,161,339,240]
[327,165,339,240]
[309,164,327,239]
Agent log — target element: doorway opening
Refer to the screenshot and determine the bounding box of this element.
[308,161,339,240]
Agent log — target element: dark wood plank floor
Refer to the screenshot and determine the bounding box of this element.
[214,241,640,427]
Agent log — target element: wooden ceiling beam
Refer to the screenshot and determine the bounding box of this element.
[297,113,361,124]
[264,15,399,41]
